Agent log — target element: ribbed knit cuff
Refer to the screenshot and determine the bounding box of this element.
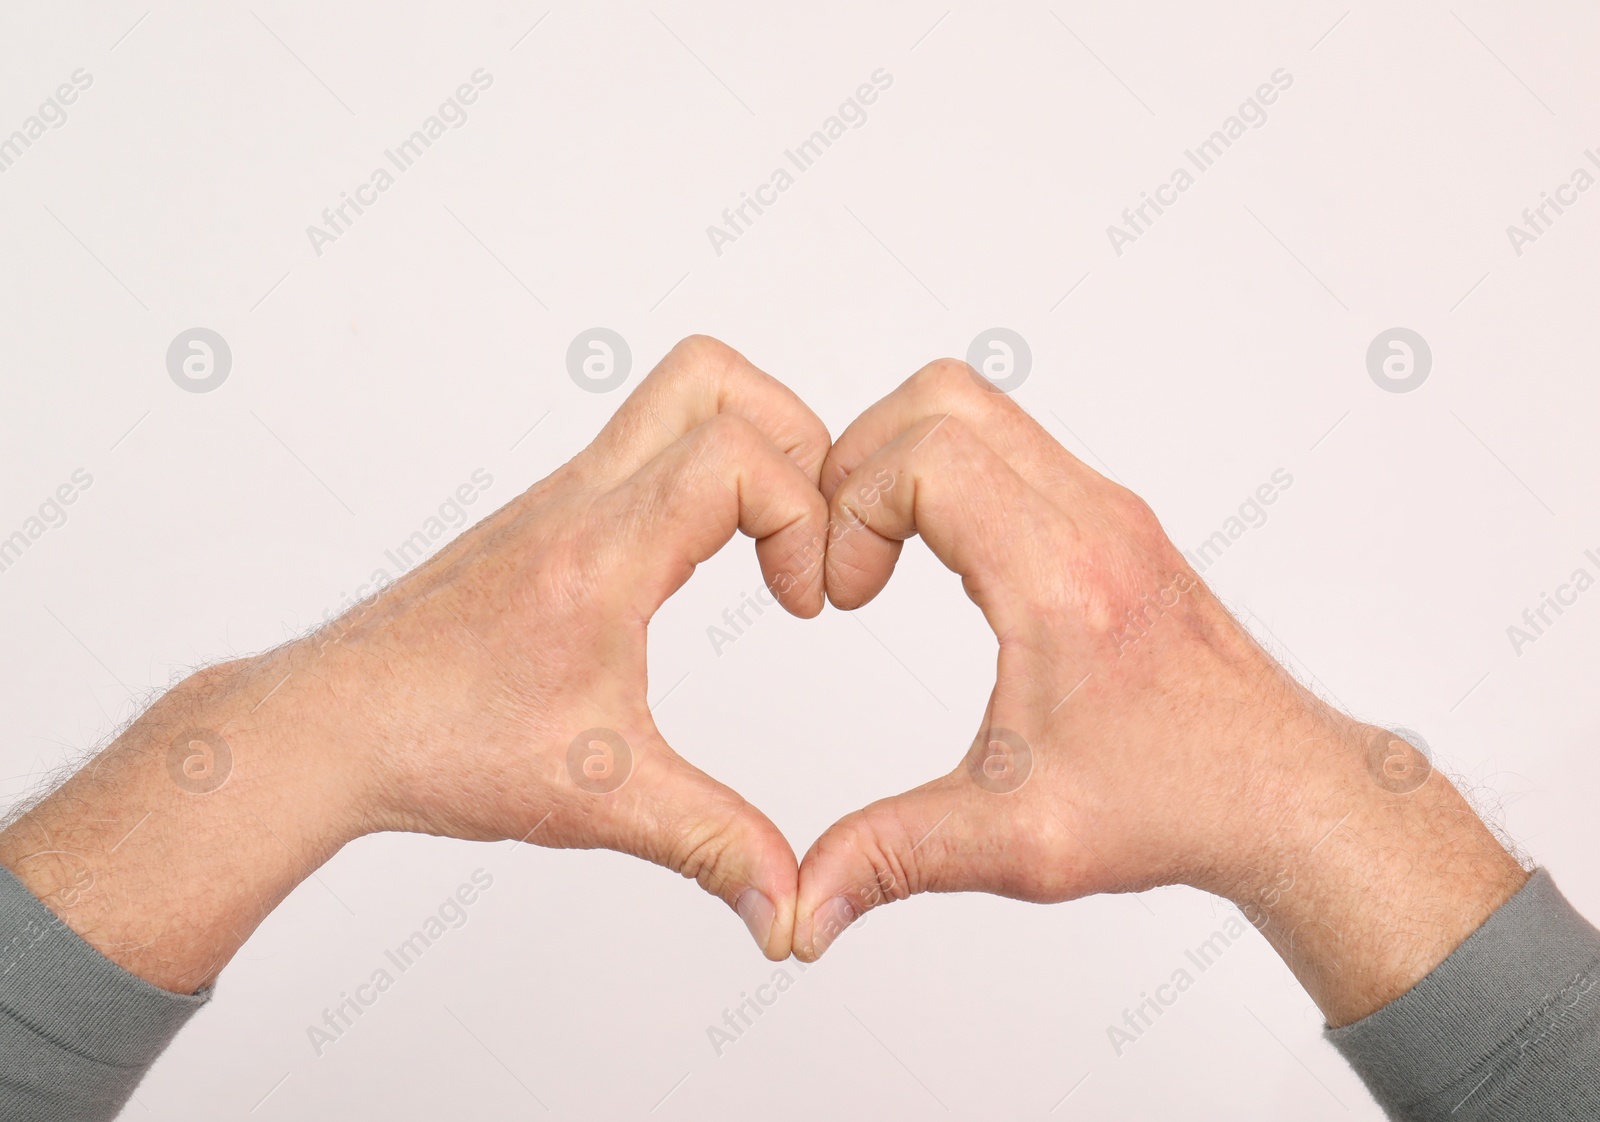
[0,861,210,1121]
[1327,868,1600,1120]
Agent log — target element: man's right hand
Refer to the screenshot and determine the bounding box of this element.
[793,359,1527,1028]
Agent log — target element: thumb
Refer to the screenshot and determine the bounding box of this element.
[574,726,799,960]
[794,757,1023,962]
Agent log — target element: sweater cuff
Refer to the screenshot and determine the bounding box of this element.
[0,861,209,1119]
[1326,867,1600,1120]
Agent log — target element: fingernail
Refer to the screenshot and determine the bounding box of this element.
[736,889,775,951]
[809,896,858,958]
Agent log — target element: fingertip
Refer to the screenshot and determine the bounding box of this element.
[760,550,826,620]
[632,745,801,959]
[732,834,800,961]
[823,525,900,612]
[796,895,859,962]
[789,588,826,620]
[735,889,778,958]
[794,829,874,961]
[741,859,800,960]
[823,567,885,612]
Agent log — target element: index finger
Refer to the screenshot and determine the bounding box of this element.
[821,358,1094,506]
[582,335,832,487]
[825,414,1062,636]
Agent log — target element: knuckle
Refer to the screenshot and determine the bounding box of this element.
[512,526,595,617]
[928,411,974,445]
[1106,481,1157,526]
[677,829,735,897]
[909,357,1027,426]
[666,334,738,381]
[820,810,919,908]
[666,798,752,900]
[686,412,758,461]
[1102,483,1171,555]
[913,356,982,398]
[637,336,732,403]
[909,413,978,468]
[910,357,1003,413]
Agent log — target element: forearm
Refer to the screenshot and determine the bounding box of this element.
[0,647,363,994]
[1326,868,1600,1120]
[0,649,360,1122]
[1164,641,1600,1120]
[1211,700,1528,1028]
[1215,706,1597,1118]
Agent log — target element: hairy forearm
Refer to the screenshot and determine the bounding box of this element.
[1214,700,1528,1027]
[0,649,363,994]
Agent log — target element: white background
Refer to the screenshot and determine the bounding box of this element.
[2,2,1597,1118]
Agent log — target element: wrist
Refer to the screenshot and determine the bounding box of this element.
[231,640,387,843]
[0,650,371,992]
[1209,705,1527,1025]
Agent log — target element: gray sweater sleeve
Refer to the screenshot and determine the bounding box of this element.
[1327,868,1600,1120]
[1,864,1596,1120]
[0,863,208,1122]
